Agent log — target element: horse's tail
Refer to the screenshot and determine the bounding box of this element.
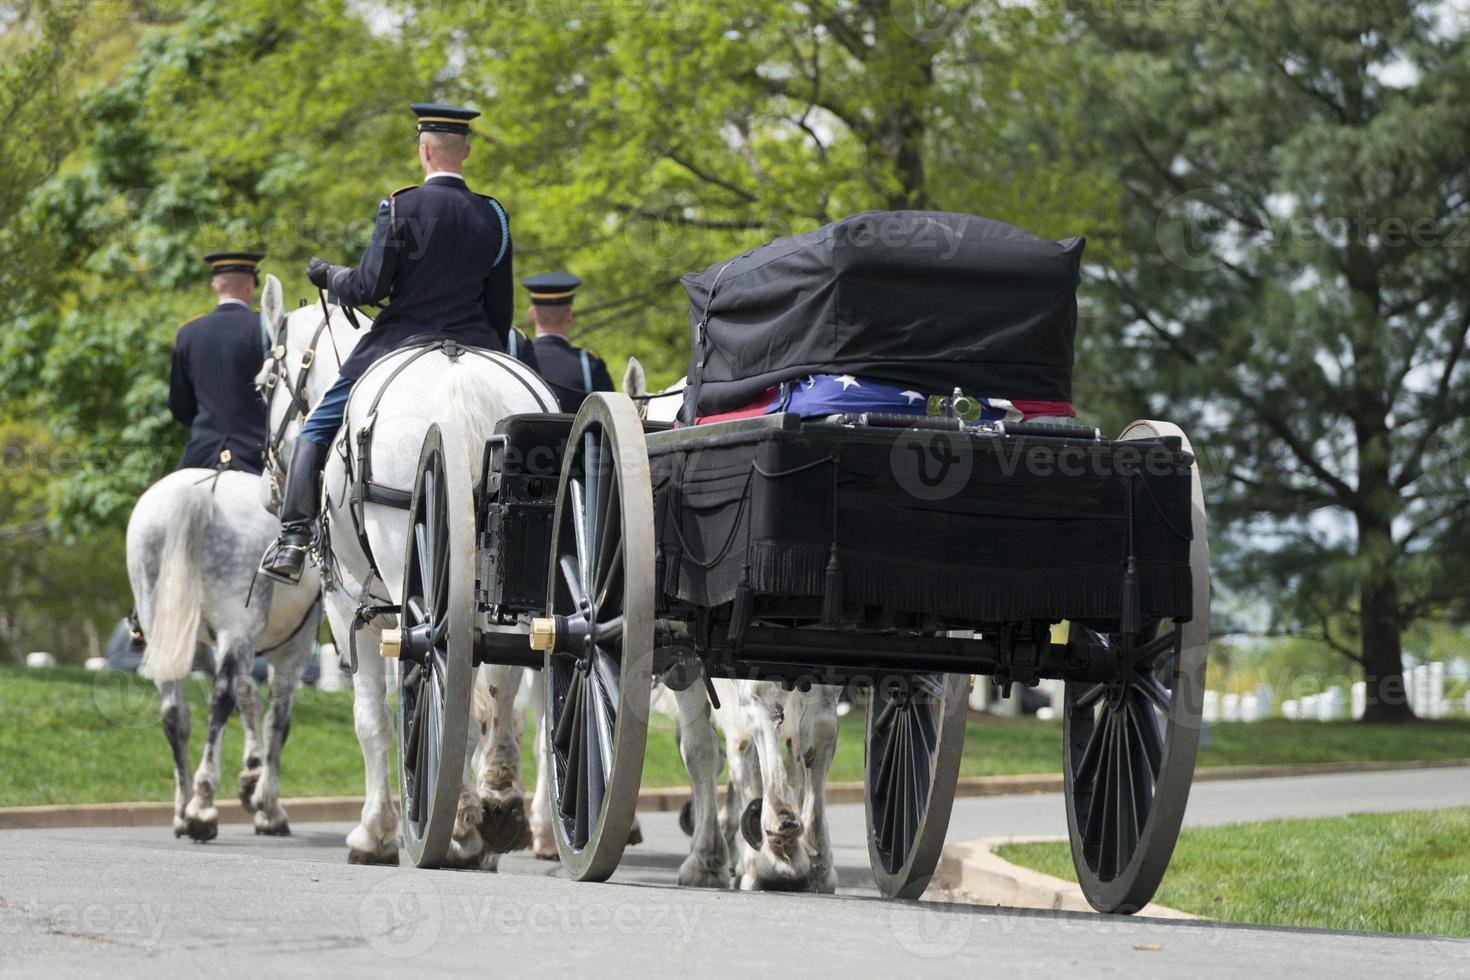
[143,481,214,683]
[438,355,507,486]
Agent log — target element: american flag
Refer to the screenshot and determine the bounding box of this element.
[696,374,1075,424]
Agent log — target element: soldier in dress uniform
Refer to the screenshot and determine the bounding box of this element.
[525,272,613,412]
[261,102,515,583]
[168,250,269,474]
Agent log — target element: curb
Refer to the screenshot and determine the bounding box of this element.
[935,836,1199,918]
[3,757,1466,832]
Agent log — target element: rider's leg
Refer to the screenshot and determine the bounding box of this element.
[262,377,351,582]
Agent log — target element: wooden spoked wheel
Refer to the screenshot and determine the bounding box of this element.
[544,394,655,881]
[865,671,969,898]
[1062,420,1210,913]
[396,422,477,868]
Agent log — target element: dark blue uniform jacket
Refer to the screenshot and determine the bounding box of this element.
[532,334,615,412]
[168,302,268,473]
[331,174,513,380]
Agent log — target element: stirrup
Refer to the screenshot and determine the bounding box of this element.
[258,538,309,586]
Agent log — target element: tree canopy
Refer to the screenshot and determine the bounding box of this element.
[0,0,1465,700]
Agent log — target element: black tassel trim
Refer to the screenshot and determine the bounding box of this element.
[821,545,844,626]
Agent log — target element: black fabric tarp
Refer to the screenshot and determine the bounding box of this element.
[680,211,1085,420]
[648,422,1194,626]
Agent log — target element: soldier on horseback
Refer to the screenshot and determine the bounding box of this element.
[261,103,515,584]
[169,251,270,474]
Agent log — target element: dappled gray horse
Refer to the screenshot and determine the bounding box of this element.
[125,275,326,841]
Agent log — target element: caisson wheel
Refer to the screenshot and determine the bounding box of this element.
[1062,420,1210,913]
[395,422,477,868]
[544,394,655,882]
[865,672,968,898]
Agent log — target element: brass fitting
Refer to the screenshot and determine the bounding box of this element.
[380,628,402,659]
[529,618,557,652]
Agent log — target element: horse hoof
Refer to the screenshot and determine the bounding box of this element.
[678,858,729,889]
[253,812,291,836]
[184,817,218,843]
[627,818,643,848]
[532,836,560,861]
[172,816,188,839]
[347,847,400,866]
[238,771,262,812]
[477,798,531,854]
[740,799,763,849]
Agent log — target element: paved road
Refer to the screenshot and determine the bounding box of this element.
[2,767,1467,978]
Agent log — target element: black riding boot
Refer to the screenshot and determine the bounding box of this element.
[261,438,330,584]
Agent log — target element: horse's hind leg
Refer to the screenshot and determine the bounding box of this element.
[526,669,557,860]
[159,679,193,838]
[794,687,840,894]
[672,683,729,888]
[737,680,811,890]
[251,632,311,836]
[236,671,264,813]
[472,663,531,861]
[185,635,253,842]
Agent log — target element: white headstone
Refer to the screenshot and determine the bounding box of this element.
[84,656,108,672]
[25,651,56,669]
[1223,692,1241,722]
[1203,690,1221,724]
[317,642,344,693]
[969,675,990,712]
[1283,699,1299,720]
[1324,686,1344,721]
[1352,681,1366,720]
[1240,693,1259,723]
[1428,662,1445,719]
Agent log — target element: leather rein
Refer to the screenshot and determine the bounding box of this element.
[258,293,343,499]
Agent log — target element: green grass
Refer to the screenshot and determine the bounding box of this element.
[0,667,363,806]
[999,808,1470,937]
[3,666,1470,807]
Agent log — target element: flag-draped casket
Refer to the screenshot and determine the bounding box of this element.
[679,211,1085,422]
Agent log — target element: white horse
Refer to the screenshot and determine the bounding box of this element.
[294,323,557,867]
[126,275,322,842]
[530,358,841,891]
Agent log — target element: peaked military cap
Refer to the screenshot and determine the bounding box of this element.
[203,251,265,276]
[523,272,581,306]
[411,103,480,135]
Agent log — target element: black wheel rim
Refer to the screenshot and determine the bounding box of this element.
[399,444,451,850]
[1065,621,1178,885]
[1062,420,1208,913]
[547,423,625,853]
[867,674,943,876]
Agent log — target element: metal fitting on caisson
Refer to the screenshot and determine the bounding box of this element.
[528,615,592,655]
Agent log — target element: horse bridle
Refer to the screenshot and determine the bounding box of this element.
[258,294,339,502]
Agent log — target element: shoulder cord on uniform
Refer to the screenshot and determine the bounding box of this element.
[580,350,594,393]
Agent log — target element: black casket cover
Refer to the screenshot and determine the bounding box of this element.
[681,211,1085,419]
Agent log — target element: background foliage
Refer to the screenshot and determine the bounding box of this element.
[0,1,1466,706]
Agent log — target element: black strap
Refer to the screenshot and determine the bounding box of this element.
[255,595,322,657]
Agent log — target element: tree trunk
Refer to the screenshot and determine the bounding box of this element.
[1356,522,1415,723]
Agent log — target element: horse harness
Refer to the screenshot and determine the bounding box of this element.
[259,302,338,493]
[332,335,557,670]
